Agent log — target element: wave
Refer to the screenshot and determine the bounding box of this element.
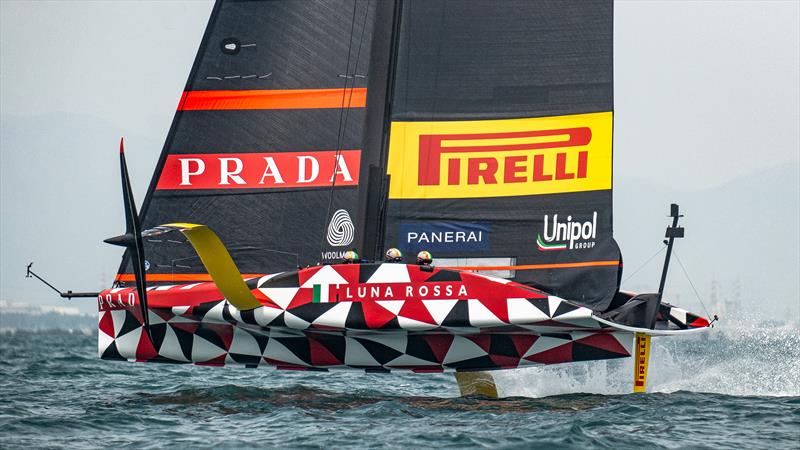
[495,319,800,398]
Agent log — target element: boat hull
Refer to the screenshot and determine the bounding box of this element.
[99,263,635,371]
[98,297,634,371]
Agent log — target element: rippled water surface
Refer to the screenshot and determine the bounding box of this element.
[1,324,798,449]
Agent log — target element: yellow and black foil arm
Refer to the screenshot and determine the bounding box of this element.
[162,223,262,310]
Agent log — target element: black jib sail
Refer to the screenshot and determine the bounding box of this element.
[118,0,379,284]
[378,0,621,311]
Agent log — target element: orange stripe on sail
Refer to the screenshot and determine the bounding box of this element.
[178,88,367,111]
[444,260,621,271]
[115,273,264,283]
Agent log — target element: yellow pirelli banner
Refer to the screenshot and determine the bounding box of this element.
[386,112,613,199]
[633,332,651,393]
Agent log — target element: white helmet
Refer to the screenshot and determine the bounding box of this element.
[385,248,403,262]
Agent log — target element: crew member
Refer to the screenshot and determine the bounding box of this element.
[384,248,403,263]
[343,249,359,264]
[416,250,433,265]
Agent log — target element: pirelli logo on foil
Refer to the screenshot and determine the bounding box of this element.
[386,112,612,199]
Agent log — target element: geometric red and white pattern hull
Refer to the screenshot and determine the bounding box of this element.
[99,263,634,372]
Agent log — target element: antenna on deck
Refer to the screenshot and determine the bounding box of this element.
[25,262,99,299]
[653,203,685,327]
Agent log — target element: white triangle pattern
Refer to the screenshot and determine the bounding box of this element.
[397,316,438,331]
[114,326,142,359]
[229,328,262,356]
[300,265,348,288]
[202,301,228,322]
[443,335,487,364]
[547,297,563,318]
[265,338,308,366]
[551,305,591,320]
[507,298,550,324]
[253,306,283,327]
[467,299,503,327]
[148,310,166,325]
[312,302,352,328]
[283,311,310,330]
[385,354,436,368]
[422,299,458,325]
[523,335,571,358]
[111,310,127,337]
[356,334,407,353]
[258,288,299,309]
[97,329,114,357]
[158,326,190,362]
[365,264,410,283]
[376,300,405,315]
[191,334,227,362]
[344,337,380,366]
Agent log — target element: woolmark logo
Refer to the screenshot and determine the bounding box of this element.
[326,209,354,247]
[537,212,598,251]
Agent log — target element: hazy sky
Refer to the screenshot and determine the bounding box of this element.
[1,1,798,316]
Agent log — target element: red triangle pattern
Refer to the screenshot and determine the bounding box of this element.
[98,311,115,337]
[152,308,175,323]
[398,299,437,325]
[136,330,158,360]
[205,324,234,349]
[361,301,397,329]
[422,334,454,363]
[331,264,360,284]
[467,334,492,352]
[574,333,629,355]
[297,266,322,285]
[148,284,224,308]
[510,335,538,357]
[309,338,343,366]
[286,288,313,309]
[170,322,200,334]
[525,342,573,364]
[251,290,280,309]
[406,265,437,283]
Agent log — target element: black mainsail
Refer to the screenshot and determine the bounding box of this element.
[120,0,620,312]
[378,0,621,311]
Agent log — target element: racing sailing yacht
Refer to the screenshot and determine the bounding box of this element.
[35,0,713,397]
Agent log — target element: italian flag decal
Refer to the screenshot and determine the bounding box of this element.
[312,284,330,303]
[537,234,567,251]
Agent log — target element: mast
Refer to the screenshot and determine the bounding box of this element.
[654,203,684,327]
[355,0,403,261]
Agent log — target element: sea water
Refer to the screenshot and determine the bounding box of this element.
[0,320,797,449]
